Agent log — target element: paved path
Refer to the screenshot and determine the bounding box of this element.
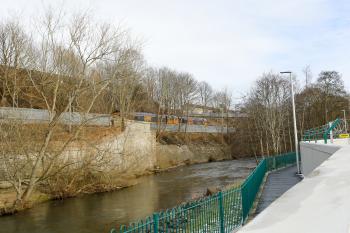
[255,165,302,215]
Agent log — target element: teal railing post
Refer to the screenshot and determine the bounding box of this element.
[323,118,340,144]
[153,213,159,233]
[241,185,247,223]
[324,123,330,144]
[218,192,225,233]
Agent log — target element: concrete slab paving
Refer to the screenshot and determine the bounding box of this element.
[255,165,301,215]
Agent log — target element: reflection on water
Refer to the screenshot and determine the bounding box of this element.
[0,159,256,233]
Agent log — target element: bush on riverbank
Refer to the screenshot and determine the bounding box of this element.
[0,172,140,216]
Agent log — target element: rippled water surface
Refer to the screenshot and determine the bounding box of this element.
[0,159,256,233]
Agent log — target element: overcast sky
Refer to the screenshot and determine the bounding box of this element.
[1,0,350,100]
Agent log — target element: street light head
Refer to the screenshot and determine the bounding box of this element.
[280,71,292,74]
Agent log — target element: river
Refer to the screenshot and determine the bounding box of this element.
[0,159,256,233]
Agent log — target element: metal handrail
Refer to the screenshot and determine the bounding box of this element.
[323,118,341,144]
[302,118,347,144]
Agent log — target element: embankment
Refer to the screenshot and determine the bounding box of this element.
[98,121,232,176]
[0,121,233,214]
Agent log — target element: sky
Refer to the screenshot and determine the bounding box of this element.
[1,0,350,101]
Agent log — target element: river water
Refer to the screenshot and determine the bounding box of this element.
[0,159,256,233]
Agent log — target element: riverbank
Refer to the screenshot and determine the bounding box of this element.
[0,156,233,216]
[0,122,234,216]
[0,174,142,216]
[0,159,256,233]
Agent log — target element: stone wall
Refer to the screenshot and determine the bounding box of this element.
[96,121,157,176]
[156,143,231,169]
[96,121,231,174]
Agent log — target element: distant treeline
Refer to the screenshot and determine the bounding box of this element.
[231,70,349,158]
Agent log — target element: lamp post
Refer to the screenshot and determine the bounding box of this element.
[280,71,301,174]
[341,110,347,134]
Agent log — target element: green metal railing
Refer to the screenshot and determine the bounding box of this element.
[302,123,329,142]
[302,118,344,144]
[109,152,296,233]
[266,152,298,171]
[241,159,266,221]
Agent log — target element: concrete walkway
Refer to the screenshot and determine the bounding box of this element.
[238,142,350,233]
[255,165,301,215]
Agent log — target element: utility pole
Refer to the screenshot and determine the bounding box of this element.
[280,71,301,175]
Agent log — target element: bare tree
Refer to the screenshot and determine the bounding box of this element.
[212,89,232,139]
[0,10,129,208]
[302,65,312,88]
[317,71,346,122]
[0,19,30,107]
[178,73,198,134]
[245,72,291,155]
[103,46,145,129]
[198,81,213,110]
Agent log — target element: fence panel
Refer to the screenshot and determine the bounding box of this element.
[0,107,112,126]
[266,152,296,171]
[241,159,266,222]
[222,188,243,232]
[150,123,235,133]
[112,216,155,233]
[158,195,222,233]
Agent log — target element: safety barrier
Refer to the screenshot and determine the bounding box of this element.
[109,152,296,233]
[0,107,112,126]
[302,118,349,144]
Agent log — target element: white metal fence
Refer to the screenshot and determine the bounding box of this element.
[0,107,112,126]
[150,123,235,133]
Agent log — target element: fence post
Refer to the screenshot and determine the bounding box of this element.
[153,213,159,233]
[218,192,225,233]
[241,183,249,225]
[327,122,332,144]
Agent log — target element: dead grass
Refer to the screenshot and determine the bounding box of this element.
[54,124,122,142]
[158,132,228,145]
[0,189,16,209]
[0,172,138,216]
[0,188,50,215]
[0,122,121,149]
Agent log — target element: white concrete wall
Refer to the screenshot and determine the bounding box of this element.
[300,142,341,176]
[96,121,157,174]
